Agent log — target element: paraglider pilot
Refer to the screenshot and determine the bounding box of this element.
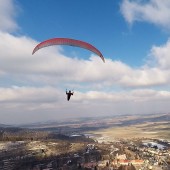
[66,90,74,101]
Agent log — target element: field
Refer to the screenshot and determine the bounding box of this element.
[86,114,170,140]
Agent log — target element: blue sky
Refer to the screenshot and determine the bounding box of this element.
[1,0,170,124]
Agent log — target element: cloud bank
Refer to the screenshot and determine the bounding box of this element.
[1,31,170,88]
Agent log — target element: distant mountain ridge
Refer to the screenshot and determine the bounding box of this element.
[1,113,169,131]
[119,113,170,126]
[16,113,170,129]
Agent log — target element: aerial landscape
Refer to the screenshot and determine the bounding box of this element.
[0,0,170,169]
[0,113,170,169]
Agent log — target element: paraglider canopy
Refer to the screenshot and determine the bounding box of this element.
[32,38,105,63]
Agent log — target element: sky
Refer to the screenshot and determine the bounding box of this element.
[1,0,170,124]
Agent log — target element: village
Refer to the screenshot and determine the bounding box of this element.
[0,132,170,170]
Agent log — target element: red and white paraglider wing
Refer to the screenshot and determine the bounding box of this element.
[32,38,105,63]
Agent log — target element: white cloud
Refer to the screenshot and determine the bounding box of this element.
[1,31,170,89]
[0,86,62,103]
[0,0,19,32]
[150,39,170,69]
[120,0,170,29]
[0,86,170,124]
